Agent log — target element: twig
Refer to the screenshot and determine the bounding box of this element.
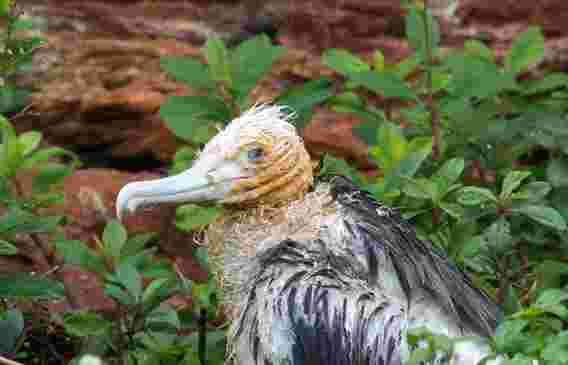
[198,307,208,365]
[0,355,25,365]
[421,0,441,161]
[421,1,443,227]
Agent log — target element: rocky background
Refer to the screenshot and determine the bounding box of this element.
[5,0,568,311]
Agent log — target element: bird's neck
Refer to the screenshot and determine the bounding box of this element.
[202,184,336,301]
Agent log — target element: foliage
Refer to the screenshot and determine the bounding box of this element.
[53,221,225,365]
[0,0,45,114]
[160,34,335,231]
[1,0,568,363]
[318,3,568,363]
[159,2,568,364]
[0,116,223,363]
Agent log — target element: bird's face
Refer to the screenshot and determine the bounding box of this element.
[116,105,313,220]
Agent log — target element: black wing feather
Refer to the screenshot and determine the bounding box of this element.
[330,175,502,337]
[230,239,404,365]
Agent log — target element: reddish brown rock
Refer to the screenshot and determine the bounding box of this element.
[13,0,568,174]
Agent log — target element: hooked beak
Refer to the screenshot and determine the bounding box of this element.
[116,166,230,221]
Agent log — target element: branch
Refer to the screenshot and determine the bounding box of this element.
[421,0,441,161]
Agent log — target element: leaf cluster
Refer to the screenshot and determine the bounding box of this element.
[0,1,45,114]
[158,3,568,364]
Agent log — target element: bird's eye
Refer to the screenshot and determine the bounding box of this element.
[247,147,264,162]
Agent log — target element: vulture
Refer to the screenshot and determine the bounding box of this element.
[116,104,502,365]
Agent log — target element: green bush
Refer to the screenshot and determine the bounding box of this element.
[158,2,568,364]
[0,0,44,114]
[1,0,567,363]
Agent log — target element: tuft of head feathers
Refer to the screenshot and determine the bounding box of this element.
[204,103,314,207]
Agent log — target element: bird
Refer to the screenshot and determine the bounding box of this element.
[116,104,503,365]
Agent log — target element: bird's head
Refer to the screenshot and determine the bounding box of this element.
[116,104,314,220]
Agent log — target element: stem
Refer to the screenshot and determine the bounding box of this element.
[420,2,442,227]
[198,307,208,365]
[11,177,81,310]
[421,1,441,161]
[496,255,510,305]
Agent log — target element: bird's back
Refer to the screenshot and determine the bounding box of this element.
[220,176,501,365]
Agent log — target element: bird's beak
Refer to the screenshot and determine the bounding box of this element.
[116,166,229,221]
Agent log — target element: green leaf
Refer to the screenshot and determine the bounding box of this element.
[63,311,112,337]
[0,309,24,353]
[141,278,178,314]
[547,158,568,188]
[542,331,568,364]
[170,146,196,175]
[500,170,532,200]
[160,56,215,89]
[275,77,334,130]
[31,163,72,193]
[0,209,62,235]
[141,278,170,304]
[444,54,517,99]
[505,26,545,74]
[11,18,35,31]
[457,187,497,206]
[53,239,106,273]
[318,154,363,186]
[0,239,17,255]
[0,272,64,299]
[160,95,232,142]
[0,0,12,15]
[371,122,408,171]
[18,131,42,156]
[464,40,494,62]
[402,177,436,200]
[322,49,370,76]
[0,86,30,114]
[439,202,465,220]
[373,50,385,71]
[193,246,210,272]
[103,219,128,259]
[175,204,223,232]
[521,73,568,95]
[405,7,440,58]
[494,319,529,353]
[512,181,551,201]
[349,71,417,100]
[382,141,432,194]
[104,283,132,305]
[115,262,142,300]
[192,282,214,308]
[352,120,381,146]
[231,34,284,103]
[536,289,568,318]
[203,37,231,86]
[0,115,24,178]
[502,283,522,315]
[21,146,79,169]
[393,53,422,79]
[121,232,156,258]
[146,304,180,333]
[434,158,465,196]
[514,205,567,231]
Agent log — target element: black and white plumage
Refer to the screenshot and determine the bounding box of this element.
[228,177,501,365]
[116,105,502,365]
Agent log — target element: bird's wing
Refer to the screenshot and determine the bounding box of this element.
[229,239,405,365]
[328,175,502,338]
